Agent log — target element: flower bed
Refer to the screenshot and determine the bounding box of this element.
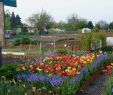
[102,58,113,95]
[14,52,109,95]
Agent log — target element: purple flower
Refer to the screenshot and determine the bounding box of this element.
[17,74,29,80]
[92,53,108,68]
[38,75,48,82]
[44,52,57,57]
[81,67,89,74]
[27,74,39,81]
[49,76,63,87]
[71,71,84,83]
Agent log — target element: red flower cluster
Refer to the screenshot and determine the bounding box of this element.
[102,63,113,75]
[19,53,95,77]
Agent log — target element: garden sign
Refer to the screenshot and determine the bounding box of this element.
[0,0,17,7]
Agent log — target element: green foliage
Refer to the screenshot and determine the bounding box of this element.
[109,22,113,30]
[87,21,94,29]
[67,14,87,31]
[13,37,30,46]
[80,33,92,50]
[4,12,11,30]
[80,32,106,50]
[102,75,113,95]
[56,48,68,54]
[27,11,54,35]
[13,38,21,46]
[20,37,30,44]
[0,79,80,95]
[0,64,19,79]
[11,12,22,29]
[99,46,113,53]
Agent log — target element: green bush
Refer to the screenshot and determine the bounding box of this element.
[20,37,30,44]
[13,38,21,46]
[13,37,31,46]
[0,64,19,79]
[100,46,113,52]
[56,48,68,54]
[80,32,106,50]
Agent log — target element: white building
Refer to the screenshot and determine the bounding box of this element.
[82,28,91,33]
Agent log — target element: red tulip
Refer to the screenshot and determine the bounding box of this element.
[74,65,79,69]
[106,65,113,69]
[39,65,45,69]
[60,71,68,76]
[51,55,54,59]
[106,70,112,75]
[56,67,61,72]
[71,71,77,76]
[102,69,107,73]
[33,65,38,69]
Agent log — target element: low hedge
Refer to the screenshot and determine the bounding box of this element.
[0,63,19,79]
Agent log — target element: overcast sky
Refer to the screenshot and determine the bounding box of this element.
[4,0,113,23]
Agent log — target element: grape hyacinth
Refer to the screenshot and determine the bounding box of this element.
[48,76,63,87]
[92,53,108,68]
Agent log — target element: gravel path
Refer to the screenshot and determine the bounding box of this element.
[81,75,107,95]
[2,57,26,64]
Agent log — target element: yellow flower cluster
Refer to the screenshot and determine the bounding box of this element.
[43,57,50,62]
[80,54,95,64]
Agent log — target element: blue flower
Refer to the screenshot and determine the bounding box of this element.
[49,76,63,87]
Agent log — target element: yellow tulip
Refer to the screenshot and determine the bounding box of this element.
[83,61,87,64]
[74,62,78,65]
[72,68,76,71]
[32,87,36,92]
[22,66,25,70]
[30,65,33,69]
[36,68,42,71]
[77,72,80,74]
[68,67,71,70]
[68,70,72,75]
[111,63,113,66]
[87,59,90,62]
